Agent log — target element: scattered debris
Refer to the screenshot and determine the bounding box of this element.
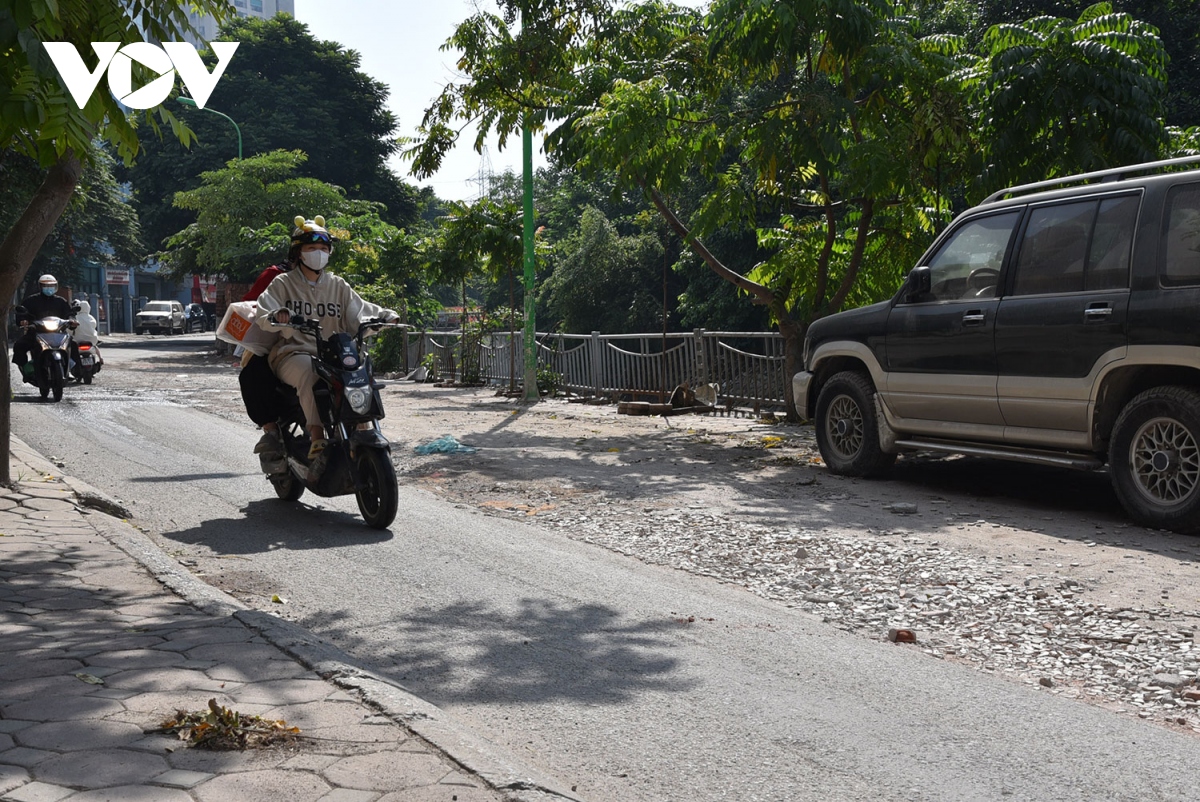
[158,698,300,750]
[73,489,132,518]
[694,383,719,407]
[669,382,696,408]
[413,435,478,455]
[617,383,718,417]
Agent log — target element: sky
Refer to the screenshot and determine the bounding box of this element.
[291,1,707,202]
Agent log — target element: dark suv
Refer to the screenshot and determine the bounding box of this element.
[794,156,1200,533]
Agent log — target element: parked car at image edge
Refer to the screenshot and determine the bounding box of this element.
[184,302,215,333]
[793,156,1200,534]
[134,300,185,335]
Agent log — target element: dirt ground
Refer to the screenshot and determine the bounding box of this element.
[378,380,1200,607]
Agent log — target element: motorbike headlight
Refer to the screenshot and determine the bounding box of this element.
[346,386,371,414]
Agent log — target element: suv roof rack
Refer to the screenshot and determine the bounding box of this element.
[982,154,1200,204]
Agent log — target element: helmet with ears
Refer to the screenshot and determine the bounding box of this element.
[288,215,333,262]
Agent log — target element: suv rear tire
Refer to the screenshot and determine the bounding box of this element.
[1110,386,1200,534]
[814,371,897,478]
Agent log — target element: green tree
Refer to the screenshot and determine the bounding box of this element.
[975,1,1199,127]
[0,147,143,293]
[410,0,1173,420]
[160,149,421,293]
[122,14,421,251]
[0,0,227,481]
[406,0,610,181]
[963,2,1169,193]
[422,196,539,385]
[412,0,935,418]
[16,146,146,291]
[557,0,970,418]
[543,206,665,333]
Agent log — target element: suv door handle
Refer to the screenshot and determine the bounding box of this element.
[962,310,986,326]
[1084,304,1113,320]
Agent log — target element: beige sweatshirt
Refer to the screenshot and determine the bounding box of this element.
[254,269,389,372]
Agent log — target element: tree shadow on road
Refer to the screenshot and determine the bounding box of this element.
[299,598,697,707]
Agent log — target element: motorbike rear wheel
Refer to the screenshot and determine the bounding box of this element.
[50,361,64,402]
[355,449,398,529]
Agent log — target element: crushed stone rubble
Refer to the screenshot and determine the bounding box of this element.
[524,500,1200,733]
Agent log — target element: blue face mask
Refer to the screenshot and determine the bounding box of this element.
[41,286,56,296]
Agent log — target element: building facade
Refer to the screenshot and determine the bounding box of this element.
[181,0,295,46]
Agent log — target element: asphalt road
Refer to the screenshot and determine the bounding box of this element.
[13,333,1200,802]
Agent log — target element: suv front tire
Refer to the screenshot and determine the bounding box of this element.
[814,371,897,478]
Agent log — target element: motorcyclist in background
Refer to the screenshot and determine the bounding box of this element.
[12,274,76,380]
[73,298,99,345]
[71,298,102,378]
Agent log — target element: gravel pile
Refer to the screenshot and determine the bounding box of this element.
[532,500,1200,733]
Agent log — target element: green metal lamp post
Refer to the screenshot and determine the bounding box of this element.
[522,122,537,401]
[176,96,242,160]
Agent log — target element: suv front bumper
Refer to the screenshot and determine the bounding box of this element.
[792,371,813,421]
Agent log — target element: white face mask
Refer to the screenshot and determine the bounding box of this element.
[301,250,329,271]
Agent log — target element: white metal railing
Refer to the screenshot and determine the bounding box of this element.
[400,329,788,410]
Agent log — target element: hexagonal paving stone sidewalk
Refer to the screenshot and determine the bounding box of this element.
[0,440,522,802]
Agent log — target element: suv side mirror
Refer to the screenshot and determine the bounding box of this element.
[903,266,932,302]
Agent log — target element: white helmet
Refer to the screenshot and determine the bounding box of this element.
[38,274,57,287]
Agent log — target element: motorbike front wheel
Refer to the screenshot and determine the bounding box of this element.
[50,361,64,402]
[355,449,398,529]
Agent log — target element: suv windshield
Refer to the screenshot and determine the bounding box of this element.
[143,303,172,312]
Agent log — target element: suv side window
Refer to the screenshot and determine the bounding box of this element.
[1087,196,1138,291]
[1162,183,1200,286]
[1013,195,1138,296]
[923,211,1021,302]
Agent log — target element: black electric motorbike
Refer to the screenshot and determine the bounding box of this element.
[263,315,404,529]
[15,309,77,402]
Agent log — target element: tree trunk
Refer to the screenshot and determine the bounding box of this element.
[0,152,83,485]
[643,183,805,422]
[827,199,875,314]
